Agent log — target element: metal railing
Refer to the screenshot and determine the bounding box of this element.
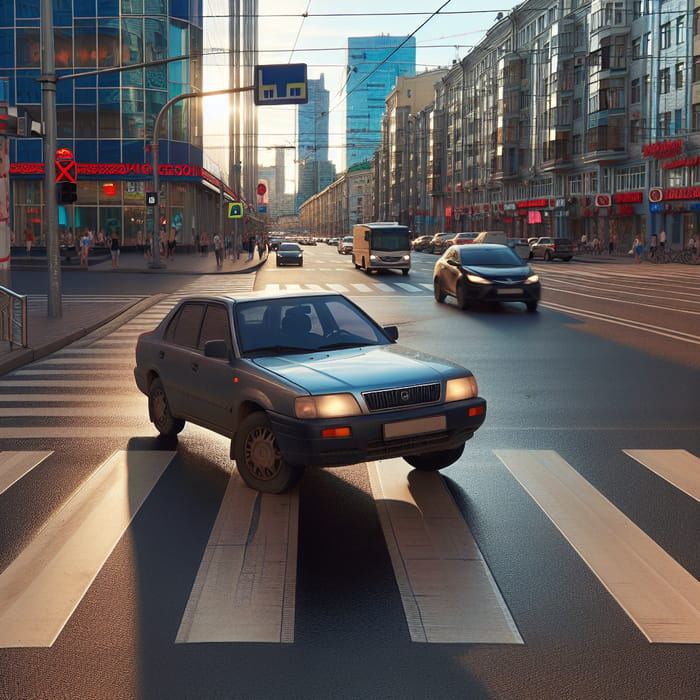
[0,285,28,349]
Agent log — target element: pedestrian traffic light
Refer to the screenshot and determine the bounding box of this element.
[57,181,77,204]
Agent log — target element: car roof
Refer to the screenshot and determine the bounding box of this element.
[174,290,344,306]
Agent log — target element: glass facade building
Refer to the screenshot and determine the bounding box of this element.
[346,35,416,169]
[1,0,234,248]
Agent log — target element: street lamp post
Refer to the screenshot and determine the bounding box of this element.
[149,86,253,267]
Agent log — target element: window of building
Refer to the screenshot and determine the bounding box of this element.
[632,0,645,20]
[676,16,685,44]
[658,111,671,136]
[661,22,671,49]
[631,77,640,103]
[616,165,646,191]
[632,37,641,60]
[660,67,671,93]
[676,62,684,89]
[693,103,700,131]
[630,119,641,143]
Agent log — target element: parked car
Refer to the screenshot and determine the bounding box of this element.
[276,242,303,266]
[433,243,540,312]
[529,237,574,261]
[506,237,532,260]
[429,232,454,254]
[338,235,354,254]
[269,237,285,251]
[445,232,478,246]
[134,292,487,493]
[411,234,434,251]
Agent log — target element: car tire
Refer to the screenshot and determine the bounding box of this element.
[456,281,470,310]
[433,277,446,303]
[545,251,552,261]
[402,269,409,276]
[526,301,538,312]
[563,257,572,262]
[233,412,303,493]
[148,378,185,437]
[403,444,465,471]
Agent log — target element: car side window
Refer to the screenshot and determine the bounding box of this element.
[165,303,205,349]
[198,304,231,352]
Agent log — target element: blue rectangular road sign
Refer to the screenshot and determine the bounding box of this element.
[254,64,308,106]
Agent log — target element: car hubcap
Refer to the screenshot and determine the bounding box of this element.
[245,426,281,481]
[153,389,168,426]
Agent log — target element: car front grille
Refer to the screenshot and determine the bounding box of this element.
[362,382,441,412]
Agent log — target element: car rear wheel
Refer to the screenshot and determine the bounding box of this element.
[433,277,446,303]
[456,281,470,310]
[563,256,572,262]
[403,444,465,471]
[545,251,552,261]
[233,412,303,493]
[148,378,185,436]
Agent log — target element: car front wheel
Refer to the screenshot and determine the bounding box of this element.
[148,378,185,436]
[403,444,465,471]
[456,281,470,310]
[433,277,446,303]
[233,412,303,493]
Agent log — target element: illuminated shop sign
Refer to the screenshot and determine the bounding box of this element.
[643,139,683,159]
[662,156,700,169]
[649,186,700,202]
[613,192,643,204]
[10,161,236,199]
[516,198,555,209]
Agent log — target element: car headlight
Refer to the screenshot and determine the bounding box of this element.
[402,254,410,261]
[295,394,362,419]
[525,274,539,284]
[445,376,478,402]
[465,272,491,284]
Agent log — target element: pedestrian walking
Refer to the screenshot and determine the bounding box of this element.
[79,229,90,265]
[608,233,616,255]
[145,231,153,258]
[200,231,209,256]
[659,229,667,251]
[649,232,658,260]
[25,227,34,257]
[109,230,120,268]
[633,235,643,264]
[64,228,75,262]
[167,227,177,259]
[688,231,698,262]
[213,233,223,267]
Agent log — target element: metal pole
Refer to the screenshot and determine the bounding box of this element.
[40,0,61,317]
[150,87,253,268]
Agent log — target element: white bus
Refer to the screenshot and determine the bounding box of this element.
[352,222,411,275]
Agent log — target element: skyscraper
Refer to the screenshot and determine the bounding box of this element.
[296,74,335,213]
[346,35,416,169]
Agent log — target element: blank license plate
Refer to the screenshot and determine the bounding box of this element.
[383,415,446,440]
[497,288,523,295]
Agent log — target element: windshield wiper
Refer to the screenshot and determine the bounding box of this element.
[245,344,315,356]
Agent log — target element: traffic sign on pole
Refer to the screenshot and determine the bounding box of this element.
[254,64,308,105]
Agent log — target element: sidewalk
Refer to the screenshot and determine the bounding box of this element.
[0,248,268,376]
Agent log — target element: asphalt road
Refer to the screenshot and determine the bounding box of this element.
[0,246,698,699]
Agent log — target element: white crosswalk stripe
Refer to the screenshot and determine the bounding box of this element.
[0,445,697,647]
[260,281,431,295]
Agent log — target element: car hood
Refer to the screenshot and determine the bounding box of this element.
[463,264,531,280]
[251,344,463,394]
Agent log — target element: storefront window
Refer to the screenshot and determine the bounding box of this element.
[73,207,97,240]
[76,180,99,205]
[16,28,41,67]
[100,208,122,243]
[124,206,146,244]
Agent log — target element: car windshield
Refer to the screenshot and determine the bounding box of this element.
[459,246,523,266]
[279,243,300,251]
[235,295,392,355]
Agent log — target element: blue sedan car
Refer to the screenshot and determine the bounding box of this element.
[134,292,486,493]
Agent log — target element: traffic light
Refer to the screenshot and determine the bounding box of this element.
[57,181,77,204]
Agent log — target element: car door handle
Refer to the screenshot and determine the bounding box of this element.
[191,363,199,372]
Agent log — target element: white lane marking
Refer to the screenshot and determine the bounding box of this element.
[0,380,129,387]
[542,301,700,345]
[0,406,145,417]
[9,369,128,376]
[350,283,374,293]
[0,427,154,438]
[0,394,134,402]
[0,451,52,496]
[368,459,522,644]
[0,450,175,647]
[623,450,700,502]
[327,283,349,292]
[374,283,395,292]
[264,284,280,293]
[176,471,298,643]
[496,450,700,644]
[394,283,422,292]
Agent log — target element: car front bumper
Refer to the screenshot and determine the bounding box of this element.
[264,397,486,468]
[465,282,540,304]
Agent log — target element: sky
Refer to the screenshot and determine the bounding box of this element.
[202,0,511,180]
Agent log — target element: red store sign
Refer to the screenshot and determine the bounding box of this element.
[643,139,683,159]
[614,191,643,204]
[649,186,700,202]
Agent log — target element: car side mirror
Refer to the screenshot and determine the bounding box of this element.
[447,258,460,266]
[204,339,230,360]
[383,325,399,341]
